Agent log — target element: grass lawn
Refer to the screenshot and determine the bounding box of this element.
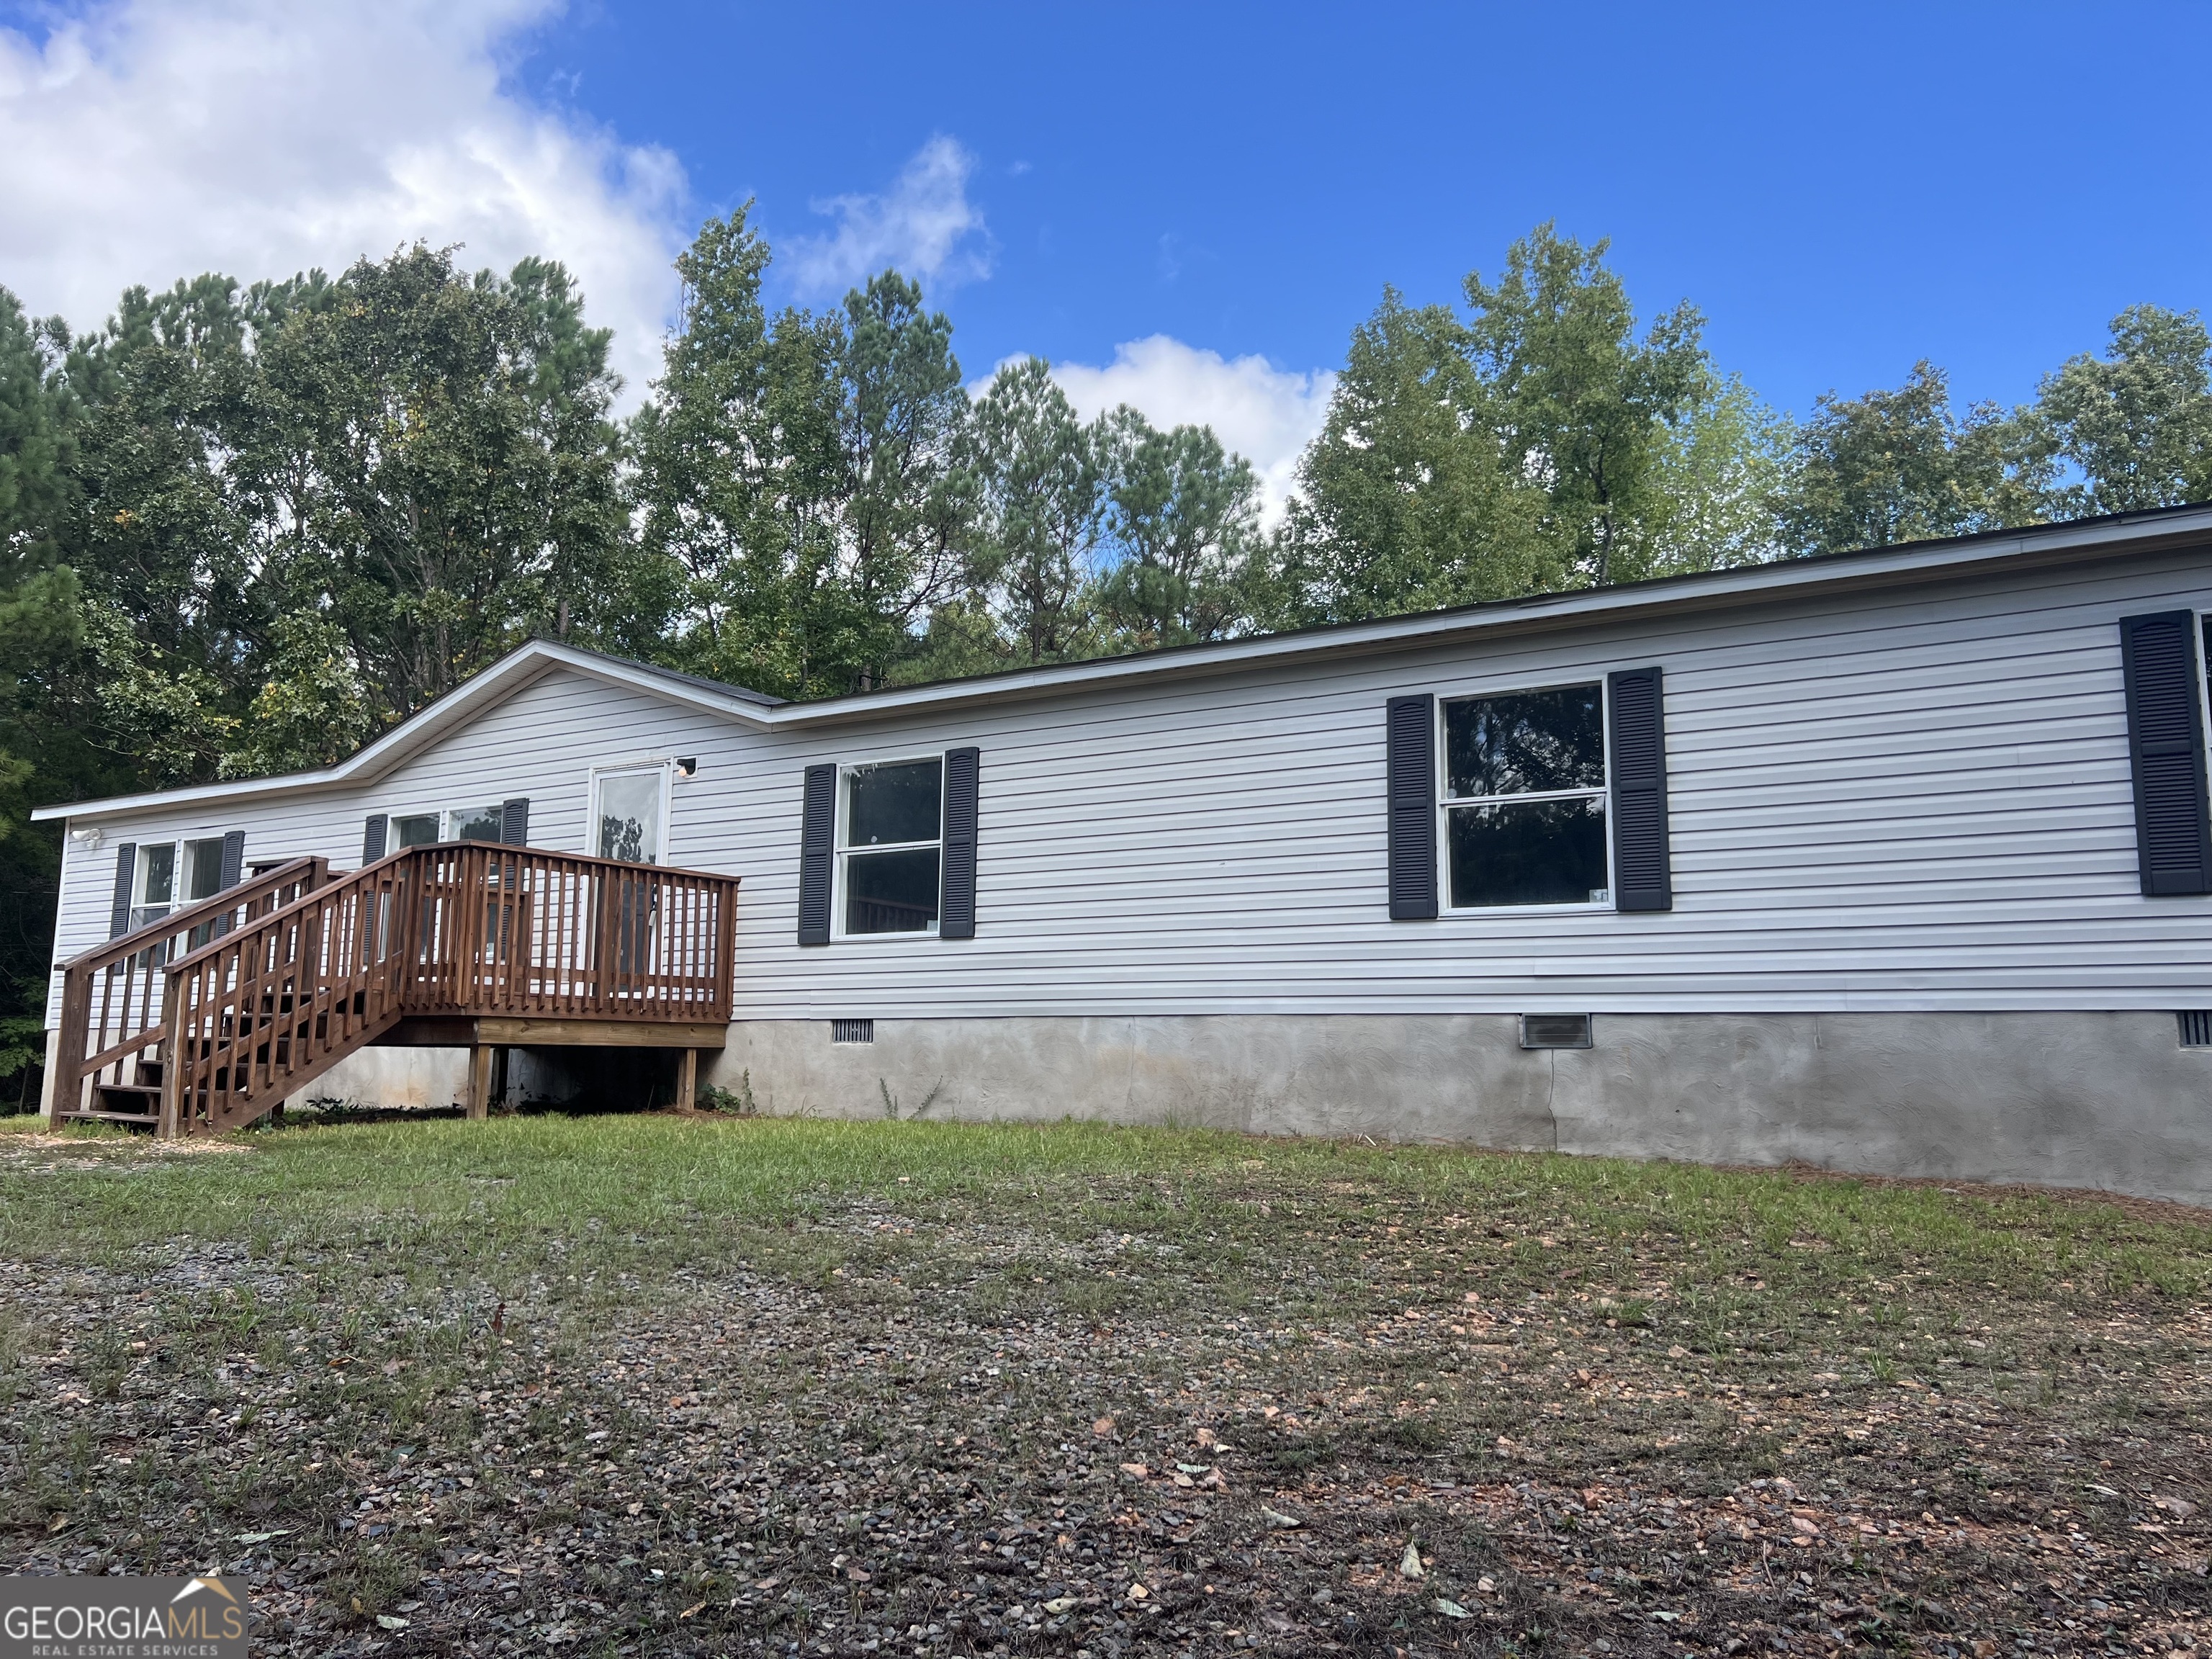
[1,1110,2208,1658]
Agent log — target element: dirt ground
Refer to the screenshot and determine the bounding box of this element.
[1,1113,2207,1658]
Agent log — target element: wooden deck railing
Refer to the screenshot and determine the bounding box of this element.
[54,845,740,1134]
[51,857,331,1123]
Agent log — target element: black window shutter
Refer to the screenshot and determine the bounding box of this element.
[210,830,248,938]
[501,798,530,848]
[1386,694,1438,920]
[798,763,836,945]
[363,813,387,863]
[940,746,981,940]
[107,842,138,939]
[1608,665,1673,912]
[2120,611,2212,896]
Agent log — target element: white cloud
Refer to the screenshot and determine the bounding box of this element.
[0,0,688,403]
[787,135,991,297]
[1044,336,1337,522]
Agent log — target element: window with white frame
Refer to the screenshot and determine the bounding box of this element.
[131,837,227,931]
[390,801,505,848]
[591,765,669,863]
[1440,684,1611,908]
[837,757,943,935]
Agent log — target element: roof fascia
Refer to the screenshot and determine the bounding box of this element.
[528,643,783,729]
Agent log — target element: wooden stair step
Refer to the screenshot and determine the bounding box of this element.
[58,1110,159,1129]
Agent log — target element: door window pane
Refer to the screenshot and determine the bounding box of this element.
[393,814,440,848]
[845,847,940,935]
[449,804,506,843]
[1444,686,1605,798]
[595,771,665,863]
[1447,799,1609,908]
[847,760,942,846]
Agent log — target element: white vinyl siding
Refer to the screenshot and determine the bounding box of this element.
[46,543,2212,1022]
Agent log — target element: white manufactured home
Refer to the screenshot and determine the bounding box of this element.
[35,508,2212,1205]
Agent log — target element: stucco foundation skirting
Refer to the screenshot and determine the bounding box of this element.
[709,1012,2212,1210]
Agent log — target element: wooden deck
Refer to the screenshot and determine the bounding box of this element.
[51,845,741,1135]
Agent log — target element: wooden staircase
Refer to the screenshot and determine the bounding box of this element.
[87,1056,166,1124]
[52,845,741,1136]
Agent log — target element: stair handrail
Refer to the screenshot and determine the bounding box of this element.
[52,855,331,1118]
[158,851,421,1135]
[56,855,329,977]
[148,842,745,980]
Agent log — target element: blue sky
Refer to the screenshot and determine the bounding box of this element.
[3,0,2209,499]
[506,0,2212,417]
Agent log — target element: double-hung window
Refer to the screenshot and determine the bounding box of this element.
[131,837,227,931]
[390,802,506,848]
[837,757,943,935]
[1440,683,1611,909]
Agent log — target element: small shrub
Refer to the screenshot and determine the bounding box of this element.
[698,1072,758,1116]
[299,1094,375,1121]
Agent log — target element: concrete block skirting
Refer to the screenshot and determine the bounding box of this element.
[707,1012,2212,1210]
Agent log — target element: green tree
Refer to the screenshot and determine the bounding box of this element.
[63,275,264,763]
[2037,305,2212,516]
[1460,222,1713,585]
[0,287,85,737]
[959,357,1103,667]
[1781,361,2048,554]
[1095,408,1263,648]
[1639,375,1789,573]
[633,212,976,697]
[834,271,971,687]
[0,287,80,574]
[629,208,794,689]
[1281,225,1779,625]
[1275,288,1556,626]
[217,611,376,778]
[243,246,631,714]
[0,287,89,1110]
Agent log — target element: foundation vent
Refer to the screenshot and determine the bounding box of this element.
[830,1018,876,1045]
[2180,1011,2212,1048]
[1519,1013,1593,1050]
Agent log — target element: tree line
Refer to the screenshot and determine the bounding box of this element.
[4,212,2211,1098]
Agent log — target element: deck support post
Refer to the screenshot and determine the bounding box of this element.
[467,1044,495,1121]
[38,1028,64,1125]
[677,1047,698,1112]
[157,1043,181,1140]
